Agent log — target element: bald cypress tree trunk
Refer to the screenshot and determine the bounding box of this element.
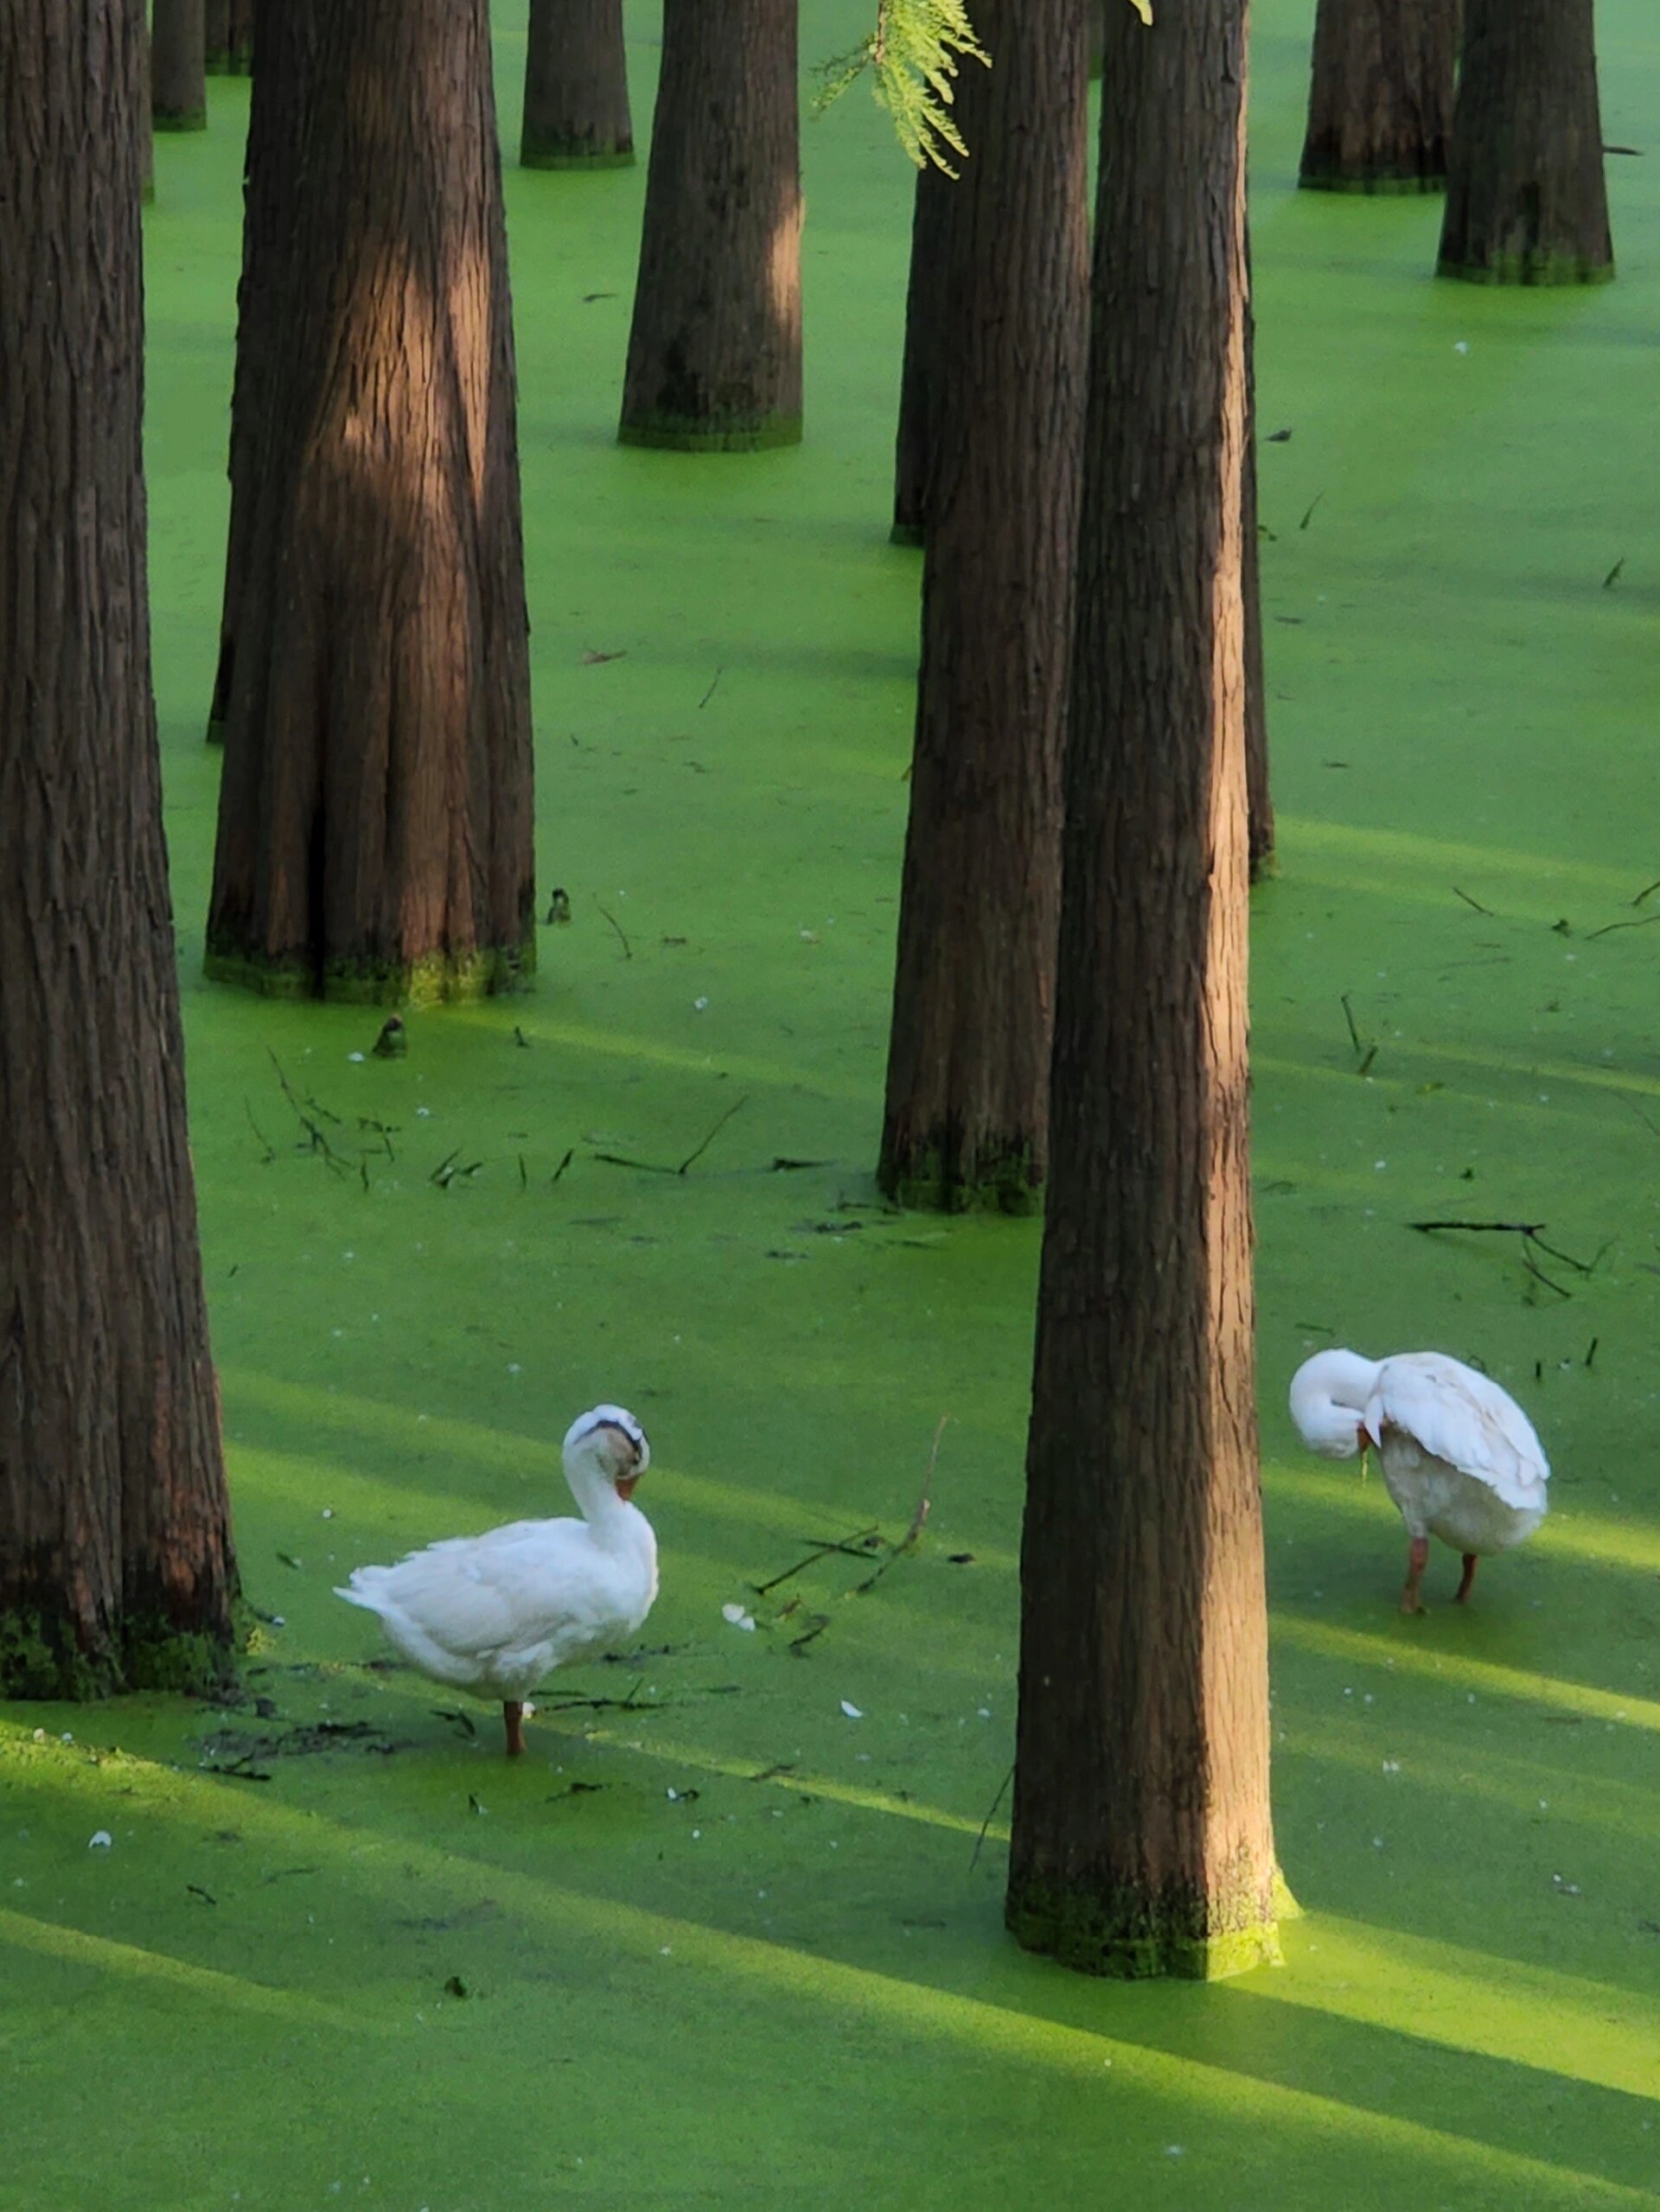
[202,0,252,74]
[619,0,801,451]
[206,0,535,1004]
[1438,0,1612,284]
[891,161,953,545]
[1,0,239,1697]
[878,0,1089,1213]
[152,0,207,131]
[521,0,634,168]
[1006,0,1280,1979]
[1242,226,1274,881]
[1299,0,1459,194]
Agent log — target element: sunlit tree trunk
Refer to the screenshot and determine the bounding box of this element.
[206,0,535,1003]
[878,0,1089,1213]
[521,0,634,168]
[1242,222,1273,880]
[1007,0,1280,1980]
[1438,0,1612,284]
[1,0,239,1696]
[619,0,801,450]
[1299,0,1459,194]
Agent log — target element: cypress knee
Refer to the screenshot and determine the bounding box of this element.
[152,0,208,131]
[1,0,239,1695]
[877,0,1089,1213]
[206,0,535,1004]
[1438,0,1612,284]
[1299,0,1459,194]
[522,0,633,168]
[619,0,801,451]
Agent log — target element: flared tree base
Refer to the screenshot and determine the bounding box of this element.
[1006,1871,1286,1981]
[1299,168,1445,194]
[154,108,208,132]
[1437,251,1614,286]
[878,1137,1042,1217]
[204,932,535,1007]
[204,55,252,75]
[889,520,925,548]
[0,1605,239,1702]
[618,413,802,454]
[520,137,635,169]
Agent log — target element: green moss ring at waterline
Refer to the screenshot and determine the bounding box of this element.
[153,109,208,132]
[617,414,803,454]
[520,141,635,169]
[1436,252,1617,287]
[203,934,536,1008]
[1298,170,1447,195]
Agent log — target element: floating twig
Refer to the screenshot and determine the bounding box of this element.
[1452,886,1492,915]
[854,1416,948,1595]
[1631,877,1660,908]
[676,1095,749,1175]
[1585,914,1660,941]
[698,666,724,710]
[970,1763,1015,1872]
[751,1526,881,1598]
[551,1147,575,1185]
[1299,492,1325,531]
[595,902,633,960]
[592,1096,750,1178]
[1340,993,1363,1053]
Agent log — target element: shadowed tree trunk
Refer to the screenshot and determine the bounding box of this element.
[1006,0,1281,1979]
[878,0,1089,1213]
[140,24,155,201]
[1438,0,1612,284]
[1,0,239,1698]
[1242,223,1273,880]
[619,0,801,450]
[521,0,633,168]
[152,0,207,131]
[206,0,535,1004]
[1088,0,1106,78]
[891,160,954,545]
[203,0,252,73]
[1299,0,1459,194]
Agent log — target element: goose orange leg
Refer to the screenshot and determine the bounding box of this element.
[1454,1552,1479,1605]
[1400,1535,1430,1615]
[503,1700,527,1756]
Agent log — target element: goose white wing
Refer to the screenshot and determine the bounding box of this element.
[1367,1354,1548,1513]
[342,1518,620,1664]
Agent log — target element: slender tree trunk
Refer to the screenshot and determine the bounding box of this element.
[206,0,535,1004]
[1242,222,1274,880]
[1,0,239,1698]
[1299,0,1459,194]
[140,23,156,201]
[619,0,801,451]
[202,0,252,74]
[891,161,953,545]
[1438,0,1612,284]
[521,0,634,168]
[152,0,207,130]
[1006,0,1280,1979]
[878,0,1089,1213]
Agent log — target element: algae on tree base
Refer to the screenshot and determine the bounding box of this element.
[202,934,536,1009]
[520,0,634,169]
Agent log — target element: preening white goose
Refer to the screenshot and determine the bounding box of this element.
[335,1405,655,1755]
[1289,1350,1548,1613]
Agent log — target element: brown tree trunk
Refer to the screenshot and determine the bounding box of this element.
[878,0,1089,1214]
[202,0,252,74]
[1088,0,1106,78]
[1,0,239,1698]
[1242,223,1274,881]
[1299,0,1459,194]
[521,0,634,168]
[152,0,207,130]
[206,0,536,1004]
[619,0,801,451]
[890,160,953,545]
[140,22,156,201]
[1438,0,1612,284]
[1006,0,1280,1979]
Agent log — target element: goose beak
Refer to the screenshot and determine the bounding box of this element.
[615,1471,640,1502]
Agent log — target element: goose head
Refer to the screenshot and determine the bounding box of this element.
[564,1403,651,1503]
[1288,1350,1381,1459]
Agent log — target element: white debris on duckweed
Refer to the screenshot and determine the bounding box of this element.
[840,1700,863,1720]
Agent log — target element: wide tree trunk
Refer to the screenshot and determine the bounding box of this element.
[202,0,252,73]
[1006,0,1280,1979]
[1,0,239,1697]
[1299,0,1459,194]
[521,0,634,168]
[1242,223,1274,880]
[206,0,536,1004]
[152,0,206,131]
[1438,0,1612,284]
[890,161,953,545]
[619,0,801,450]
[878,0,1089,1213]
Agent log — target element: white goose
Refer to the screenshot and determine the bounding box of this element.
[335,1405,656,1755]
[1289,1350,1548,1613]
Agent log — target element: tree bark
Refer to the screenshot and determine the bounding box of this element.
[1299,0,1459,194]
[1438,0,1612,284]
[206,0,536,1004]
[1242,223,1274,881]
[890,160,954,545]
[140,22,155,201]
[1006,0,1280,1979]
[1,0,239,1698]
[878,0,1089,1213]
[619,0,801,451]
[521,0,634,168]
[152,0,207,130]
[202,0,252,74]
[1088,0,1106,79]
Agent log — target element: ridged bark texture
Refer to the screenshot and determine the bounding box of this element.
[521,0,634,168]
[878,0,1089,1214]
[205,0,536,1005]
[202,0,252,74]
[1299,0,1460,193]
[1006,0,1280,1979]
[151,0,207,130]
[891,159,954,545]
[1242,222,1273,880]
[1438,0,1612,284]
[619,0,801,451]
[0,0,239,1698]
